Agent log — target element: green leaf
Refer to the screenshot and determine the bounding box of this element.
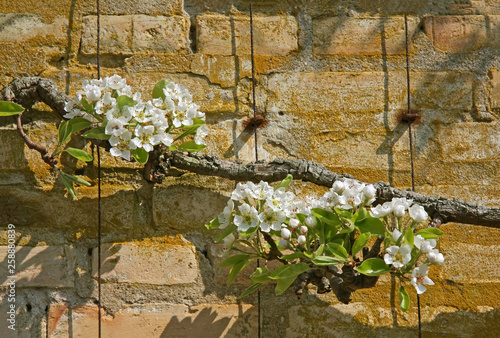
[220,254,250,267]
[398,285,410,312]
[58,121,72,144]
[275,174,293,190]
[352,232,371,256]
[314,244,325,257]
[80,97,94,113]
[152,79,169,100]
[82,127,110,140]
[275,275,297,295]
[326,242,349,261]
[355,258,391,276]
[178,141,206,152]
[60,173,76,199]
[354,207,369,222]
[205,217,221,230]
[280,252,304,260]
[250,267,272,283]
[68,117,92,133]
[132,148,149,164]
[311,208,342,226]
[215,224,237,243]
[168,145,178,151]
[0,101,24,116]
[269,263,309,280]
[238,282,262,299]
[64,147,93,162]
[61,173,91,186]
[174,124,204,142]
[415,228,444,239]
[404,227,414,247]
[116,95,137,110]
[342,233,351,253]
[339,218,355,234]
[355,217,385,236]
[311,256,345,266]
[334,208,354,219]
[228,260,250,285]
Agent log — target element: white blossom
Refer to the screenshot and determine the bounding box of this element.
[411,264,434,294]
[384,243,412,268]
[409,204,428,222]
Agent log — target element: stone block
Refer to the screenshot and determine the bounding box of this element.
[81,15,133,55]
[0,14,67,43]
[438,122,500,162]
[88,0,184,16]
[196,13,298,56]
[132,15,189,53]
[82,15,190,55]
[440,242,500,283]
[0,42,46,78]
[313,16,418,55]
[49,303,257,337]
[92,242,199,285]
[423,15,487,52]
[0,246,75,287]
[152,184,228,232]
[265,71,473,114]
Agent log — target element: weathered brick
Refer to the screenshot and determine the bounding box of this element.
[0,246,75,287]
[153,183,228,231]
[0,129,30,171]
[266,71,473,113]
[81,15,189,55]
[92,242,199,285]
[488,68,500,109]
[132,15,189,53]
[438,122,500,163]
[0,42,46,79]
[196,13,298,56]
[81,15,133,55]
[440,242,500,283]
[313,16,418,55]
[189,53,252,88]
[88,0,184,16]
[0,14,67,43]
[423,15,487,52]
[49,303,257,337]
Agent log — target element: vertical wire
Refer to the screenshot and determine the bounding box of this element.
[96,1,102,337]
[250,5,261,337]
[405,15,421,338]
[250,4,259,163]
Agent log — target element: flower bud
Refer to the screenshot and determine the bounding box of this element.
[300,226,308,234]
[363,184,376,198]
[278,239,289,249]
[289,218,300,228]
[427,249,444,265]
[305,216,317,228]
[281,228,291,240]
[297,235,306,245]
[332,181,344,193]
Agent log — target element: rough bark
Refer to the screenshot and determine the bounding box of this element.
[0,77,69,118]
[2,77,499,229]
[157,151,500,229]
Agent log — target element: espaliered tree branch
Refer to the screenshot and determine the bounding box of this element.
[155,151,500,229]
[2,77,500,229]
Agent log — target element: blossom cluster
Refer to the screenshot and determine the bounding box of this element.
[64,75,207,162]
[210,176,444,298]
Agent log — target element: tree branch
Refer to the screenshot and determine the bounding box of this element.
[2,77,499,229]
[0,77,69,119]
[157,151,500,229]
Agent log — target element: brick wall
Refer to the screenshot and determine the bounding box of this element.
[1,0,500,337]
